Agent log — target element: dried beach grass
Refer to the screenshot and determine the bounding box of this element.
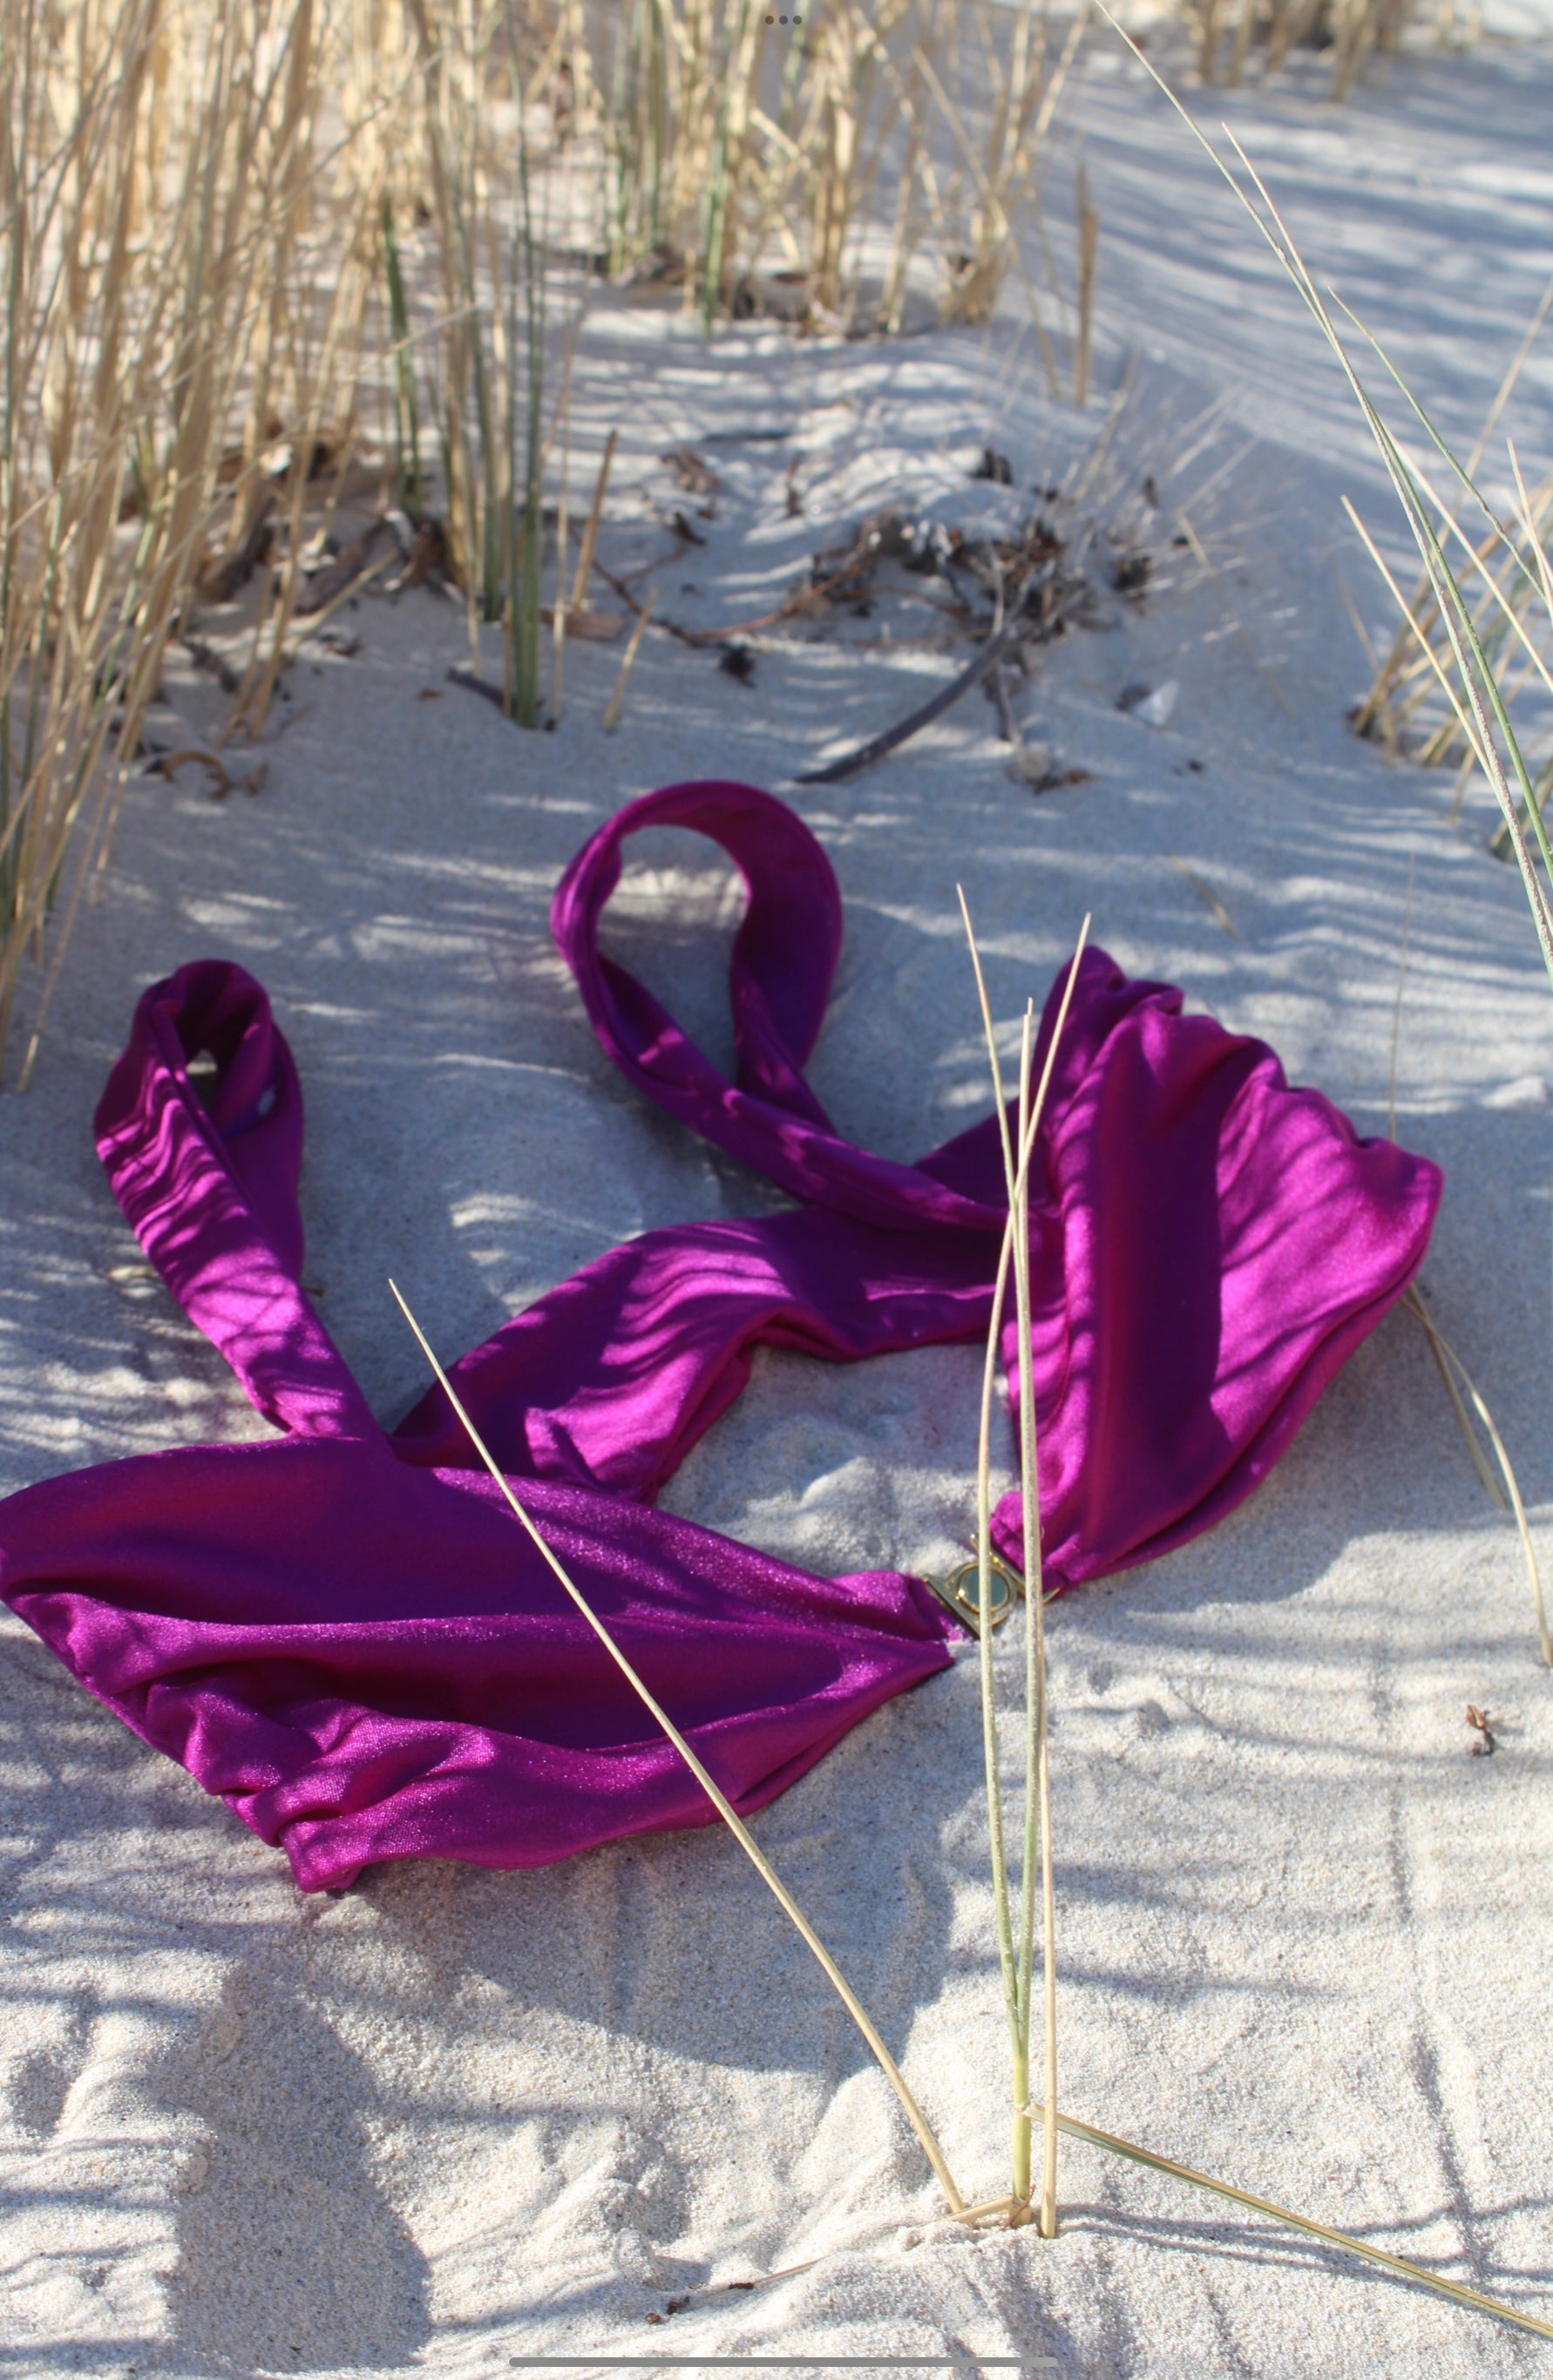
[1036,2104,1553,2343]
[1346,276,1553,862]
[1187,0,1473,100]
[0,0,390,1085]
[592,0,1080,336]
[3,0,1087,1078]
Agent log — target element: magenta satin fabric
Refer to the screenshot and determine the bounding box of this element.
[0,780,1441,1892]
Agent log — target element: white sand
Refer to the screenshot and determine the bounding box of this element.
[4,31,1553,2377]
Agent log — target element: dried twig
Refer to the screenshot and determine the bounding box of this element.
[1465,1703,1495,1756]
[571,430,618,610]
[291,524,382,615]
[1168,854,1238,939]
[1387,854,1416,1142]
[796,619,1024,784]
[603,586,657,732]
[149,748,234,798]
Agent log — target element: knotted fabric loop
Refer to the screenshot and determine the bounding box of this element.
[552,779,1008,1232]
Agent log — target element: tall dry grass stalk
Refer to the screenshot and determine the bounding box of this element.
[1035,2102,1553,2343]
[1073,159,1097,407]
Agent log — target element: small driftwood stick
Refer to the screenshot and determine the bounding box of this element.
[571,429,617,610]
[581,539,958,654]
[603,586,656,732]
[152,747,234,797]
[796,618,1025,785]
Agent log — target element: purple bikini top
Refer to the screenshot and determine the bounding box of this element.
[0,781,1441,1892]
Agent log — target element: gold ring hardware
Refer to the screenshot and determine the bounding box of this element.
[927,1553,1026,1636]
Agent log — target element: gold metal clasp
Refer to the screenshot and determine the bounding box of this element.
[928,1551,1026,1637]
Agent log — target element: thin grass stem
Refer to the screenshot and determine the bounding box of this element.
[1341,498,1495,783]
[1014,1002,1038,2221]
[1404,1289,1550,1666]
[958,897,1091,2227]
[388,1278,968,2217]
[1031,2099,1553,2344]
[571,427,617,610]
[1387,853,1415,1145]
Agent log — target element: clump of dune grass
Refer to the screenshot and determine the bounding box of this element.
[2,0,1088,1082]
[0,0,390,1087]
[1,0,592,1079]
[1350,274,1553,849]
[590,0,1082,343]
[1186,0,1472,100]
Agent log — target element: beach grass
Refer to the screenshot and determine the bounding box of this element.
[0,0,392,1085]
[600,0,1074,334]
[956,901,1089,2232]
[9,0,1552,2353]
[0,0,1088,1087]
[1186,0,1472,98]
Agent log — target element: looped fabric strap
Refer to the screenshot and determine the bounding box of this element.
[0,781,1443,1893]
[551,777,1003,1231]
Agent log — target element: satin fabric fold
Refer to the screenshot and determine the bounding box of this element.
[0,779,1442,1890]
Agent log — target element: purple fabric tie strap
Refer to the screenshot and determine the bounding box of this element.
[0,780,1441,1892]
